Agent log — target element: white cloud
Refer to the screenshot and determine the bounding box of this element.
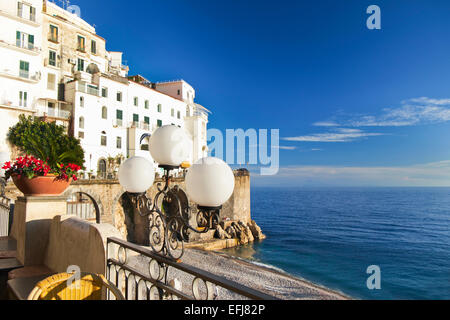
[283,127,385,143]
[277,146,297,150]
[316,97,450,128]
[313,121,339,127]
[252,160,450,187]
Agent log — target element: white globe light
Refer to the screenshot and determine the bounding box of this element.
[118,156,155,193]
[149,125,191,167]
[185,157,235,207]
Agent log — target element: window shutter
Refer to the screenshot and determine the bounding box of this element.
[28,34,34,45]
[116,110,123,120]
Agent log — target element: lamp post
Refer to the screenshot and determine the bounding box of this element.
[118,125,235,260]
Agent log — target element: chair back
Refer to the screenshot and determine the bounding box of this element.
[28,272,125,300]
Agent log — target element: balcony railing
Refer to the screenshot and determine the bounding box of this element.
[0,39,40,54]
[78,82,99,96]
[47,108,71,119]
[129,121,152,131]
[113,119,124,128]
[106,237,278,300]
[19,70,29,79]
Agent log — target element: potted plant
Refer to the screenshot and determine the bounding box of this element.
[3,115,84,196]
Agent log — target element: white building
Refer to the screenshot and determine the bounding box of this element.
[0,0,209,177]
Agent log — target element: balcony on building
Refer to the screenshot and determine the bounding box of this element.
[37,98,72,123]
[189,103,210,121]
[68,77,100,97]
[0,5,40,27]
[0,38,41,56]
[0,67,40,83]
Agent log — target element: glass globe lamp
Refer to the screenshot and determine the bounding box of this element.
[118,156,155,194]
[185,157,235,208]
[149,125,191,168]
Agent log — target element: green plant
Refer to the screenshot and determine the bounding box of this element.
[7,115,85,170]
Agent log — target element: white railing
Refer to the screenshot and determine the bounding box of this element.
[47,108,71,119]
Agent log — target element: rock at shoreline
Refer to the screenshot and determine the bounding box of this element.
[214,219,265,245]
[215,225,230,240]
[248,220,266,240]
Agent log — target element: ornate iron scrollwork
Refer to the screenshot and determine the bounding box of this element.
[126,166,222,260]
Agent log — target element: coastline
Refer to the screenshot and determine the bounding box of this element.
[129,247,351,300]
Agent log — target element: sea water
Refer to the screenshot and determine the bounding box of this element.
[220,187,450,300]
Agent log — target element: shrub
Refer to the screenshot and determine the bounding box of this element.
[7,115,85,170]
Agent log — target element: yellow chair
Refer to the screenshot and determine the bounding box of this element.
[28,272,125,300]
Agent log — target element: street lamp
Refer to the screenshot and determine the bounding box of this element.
[118,125,234,260]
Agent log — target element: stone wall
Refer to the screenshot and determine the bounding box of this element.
[4,170,257,248]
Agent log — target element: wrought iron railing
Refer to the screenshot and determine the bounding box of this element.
[106,237,277,300]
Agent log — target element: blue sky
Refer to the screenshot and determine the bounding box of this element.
[71,0,450,186]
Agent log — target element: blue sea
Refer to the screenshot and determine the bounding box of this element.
[220,187,450,300]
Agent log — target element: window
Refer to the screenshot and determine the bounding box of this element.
[30,6,36,22]
[101,133,107,146]
[19,91,27,107]
[116,137,122,149]
[157,104,162,113]
[47,73,56,90]
[16,31,34,50]
[49,25,58,42]
[19,60,29,78]
[79,117,84,129]
[80,96,84,107]
[133,114,139,126]
[17,3,23,17]
[102,106,107,119]
[157,120,163,127]
[117,91,122,102]
[177,89,181,95]
[78,131,84,139]
[17,3,35,21]
[144,116,150,124]
[171,108,175,117]
[49,50,56,67]
[134,97,138,106]
[116,109,123,126]
[98,159,107,177]
[77,35,86,52]
[77,58,84,72]
[101,87,108,98]
[91,40,97,54]
[177,111,181,119]
[145,100,149,109]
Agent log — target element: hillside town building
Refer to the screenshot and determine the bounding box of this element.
[0,0,209,177]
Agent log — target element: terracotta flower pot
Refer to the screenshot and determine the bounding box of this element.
[12,175,72,197]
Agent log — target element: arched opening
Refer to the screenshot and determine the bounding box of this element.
[67,192,101,223]
[86,63,100,74]
[98,158,107,179]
